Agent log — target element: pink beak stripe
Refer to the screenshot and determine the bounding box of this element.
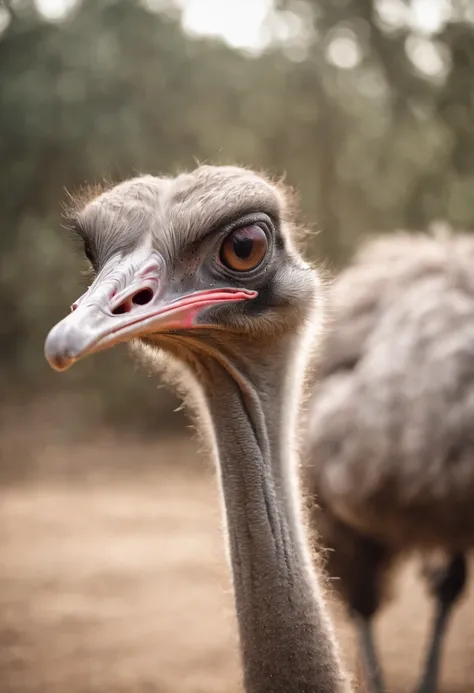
[44,286,258,372]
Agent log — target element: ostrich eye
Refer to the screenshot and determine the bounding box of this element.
[219,225,268,272]
[83,240,95,265]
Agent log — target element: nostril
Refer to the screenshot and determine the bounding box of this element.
[71,303,78,313]
[112,288,153,315]
[111,288,153,316]
[112,300,131,315]
[132,288,154,306]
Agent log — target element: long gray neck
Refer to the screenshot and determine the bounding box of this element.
[199,333,350,693]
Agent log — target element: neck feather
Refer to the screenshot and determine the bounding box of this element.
[196,329,350,693]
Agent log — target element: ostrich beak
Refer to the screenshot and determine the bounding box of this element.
[44,253,257,372]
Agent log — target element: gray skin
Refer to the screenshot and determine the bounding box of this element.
[44,165,352,693]
[306,232,474,693]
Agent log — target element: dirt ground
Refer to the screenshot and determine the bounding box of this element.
[1,437,474,693]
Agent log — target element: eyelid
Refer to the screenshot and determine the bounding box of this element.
[200,212,274,245]
[221,214,273,236]
[214,218,270,249]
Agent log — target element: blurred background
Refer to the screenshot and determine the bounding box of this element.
[1,1,474,691]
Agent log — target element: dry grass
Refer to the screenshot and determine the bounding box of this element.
[1,437,474,692]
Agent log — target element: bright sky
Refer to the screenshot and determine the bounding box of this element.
[175,0,272,51]
[33,0,451,53]
[34,0,274,50]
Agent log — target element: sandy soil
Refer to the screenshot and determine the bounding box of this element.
[1,438,474,693]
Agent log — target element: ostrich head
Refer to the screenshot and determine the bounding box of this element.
[45,166,319,377]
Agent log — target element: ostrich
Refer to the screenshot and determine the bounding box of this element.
[306,231,474,693]
[44,165,353,693]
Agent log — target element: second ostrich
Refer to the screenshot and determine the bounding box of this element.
[44,166,352,693]
[307,232,474,693]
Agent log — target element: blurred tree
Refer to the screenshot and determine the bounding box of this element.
[275,0,474,231]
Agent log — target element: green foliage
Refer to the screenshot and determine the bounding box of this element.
[1,0,474,434]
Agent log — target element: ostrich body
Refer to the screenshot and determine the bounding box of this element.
[44,166,351,693]
[307,232,474,693]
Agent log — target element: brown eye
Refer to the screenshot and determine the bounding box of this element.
[219,225,268,272]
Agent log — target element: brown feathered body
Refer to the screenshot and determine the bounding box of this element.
[307,232,474,600]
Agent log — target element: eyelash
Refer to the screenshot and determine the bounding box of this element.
[201,212,272,244]
[217,217,271,245]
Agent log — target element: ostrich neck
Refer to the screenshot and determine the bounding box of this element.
[200,335,350,693]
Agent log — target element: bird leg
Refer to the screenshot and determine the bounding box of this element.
[414,553,467,693]
[314,510,389,693]
[353,614,385,693]
[345,537,390,693]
